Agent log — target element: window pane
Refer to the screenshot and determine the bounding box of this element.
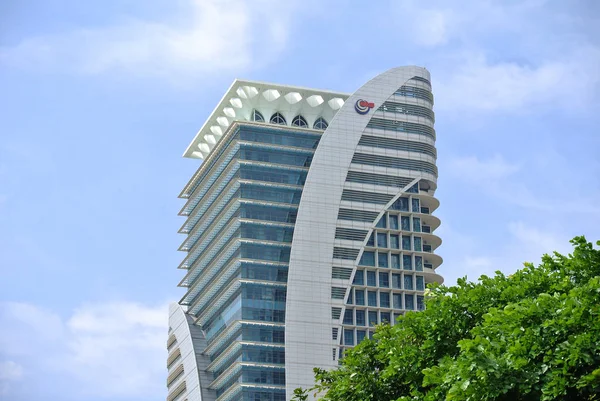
[417,295,425,311]
[415,256,423,271]
[368,291,377,306]
[380,312,391,323]
[378,252,388,268]
[360,251,375,266]
[380,292,390,308]
[353,270,364,285]
[376,216,387,228]
[344,329,354,345]
[404,275,413,290]
[367,271,376,286]
[393,293,402,309]
[405,294,414,310]
[356,330,366,343]
[392,197,409,211]
[346,289,353,304]
[412,198,420,213]
[368,311,378,326]
[414,237,422,252]
[389,215,399,230]
[367,233,375,246]
[343,309,353,325]
[390,234,399,249]
[355,290,365,305]
[392,273,401,289]
[413,217,421,232]
[402,236,412,250]
[377,233,388,248]
[416,276,425,291]
[401,216,410,231]
[391,254,400,269]
[379,272,389,288]
[403,255,413,270]
[356,310,365,326]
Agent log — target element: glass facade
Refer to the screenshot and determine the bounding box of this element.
[179,124,321,400]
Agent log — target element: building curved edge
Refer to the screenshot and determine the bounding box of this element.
[167,303,216,401]
[284,66,434,399]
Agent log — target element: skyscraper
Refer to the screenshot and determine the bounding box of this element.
[166,66,444,401]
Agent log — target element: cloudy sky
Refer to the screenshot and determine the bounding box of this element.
[1,1,599,400]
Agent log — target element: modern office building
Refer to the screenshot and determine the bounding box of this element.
[166,66,444,401]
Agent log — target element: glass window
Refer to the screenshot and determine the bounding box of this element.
[389,215,399,230]
[402,236,412,250]
[368,331,374,339]
[405,294,414,310]
[407,183,419,193]
[412,198,420,213]
[393,313,402,323]
[346,289,353,304]
[367,271,376,286]
[344,329,354,345]
[353,270,364,285]
[415,256,423,271]
[366,233,374,247]
[378,252,388,268]
[393,293,402,309]
[414,237,422,252]
[416,276,425,291]
[392,273,401,289]
[355,290,365,305]
[360,251,375,266]
[401,216,410,231]
[403,255,412,270]
[313,117,329,130]
[377,233,387,248]
[343,309,353,325]
[380,292,390,308]
[417,295,425,311]
[376,216,387,228]
[368,291,377,306]
[291,115,308,128]
[270,112,287,125]
[252,109,264,122]
[368,311,378,327]
[413,217,421,232]
[380,312,391,323]
[404,275,413,290]
[379,272,389,287]
[356,330,366,343]
[391,254,400,269]
[392,197,409,211]
[390,234,399,249]
[356,310,366,326]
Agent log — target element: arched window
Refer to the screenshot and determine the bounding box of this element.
[252,110,264,122]
[291,115,308,128]
[270,112,287,125]
[313,117,328,130]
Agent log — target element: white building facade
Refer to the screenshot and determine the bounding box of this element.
[167,66,443,401]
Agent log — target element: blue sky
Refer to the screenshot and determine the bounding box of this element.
[0,1,598,400]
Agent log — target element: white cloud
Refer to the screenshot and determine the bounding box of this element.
[447,154,519,183]
[508,221,569,258]
[434,48,600,113]
[0,0,298,83]
[0,361,23,397]
[0,301,169,400]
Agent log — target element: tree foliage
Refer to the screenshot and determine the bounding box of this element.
[294,237,600,401]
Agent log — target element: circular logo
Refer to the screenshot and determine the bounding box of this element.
[354,99,374,115]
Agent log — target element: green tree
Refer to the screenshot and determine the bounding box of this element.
[294,237,600,401]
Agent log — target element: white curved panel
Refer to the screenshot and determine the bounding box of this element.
[285,66,432,399]
[167,303,216,401]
